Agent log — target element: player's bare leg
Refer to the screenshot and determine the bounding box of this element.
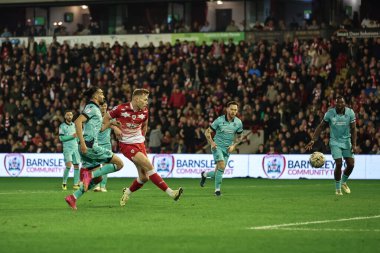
[120,166,148,206]
[133,152,183,200]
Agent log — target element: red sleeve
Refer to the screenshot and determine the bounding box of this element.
[109,105,121,119]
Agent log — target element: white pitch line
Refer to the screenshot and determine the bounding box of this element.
[249,215,380,230]
[265,227,380,232]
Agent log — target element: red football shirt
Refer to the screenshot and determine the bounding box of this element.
[109,102,148,144]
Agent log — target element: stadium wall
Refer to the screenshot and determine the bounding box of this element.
[1,153,380,179]
[10,32,244,47]
[5,28,380,48]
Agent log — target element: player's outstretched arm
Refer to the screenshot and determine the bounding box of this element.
[305,120,327,150]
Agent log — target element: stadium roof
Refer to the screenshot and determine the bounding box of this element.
[0,0,312,7]
[0,0,310,5]
[0,0,204,4]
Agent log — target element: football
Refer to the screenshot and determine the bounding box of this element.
[309,151,325,168]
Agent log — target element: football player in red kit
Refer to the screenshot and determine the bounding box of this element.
[103,88,183,205]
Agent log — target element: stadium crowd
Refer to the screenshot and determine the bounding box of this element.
[0,32,379,155]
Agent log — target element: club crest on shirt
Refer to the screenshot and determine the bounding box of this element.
[121,112,130,118]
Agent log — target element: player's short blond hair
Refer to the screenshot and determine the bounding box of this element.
[132,88,149,97]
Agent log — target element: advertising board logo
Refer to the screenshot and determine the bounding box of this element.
[152,154,175,178]
[262,154,286,179]
[4,153,25,177]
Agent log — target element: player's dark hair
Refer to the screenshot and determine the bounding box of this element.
[83,86,100,100]
[132,88,149,97]
[64,109,73,115]
[227,101,239,107]
[335,95,344,101]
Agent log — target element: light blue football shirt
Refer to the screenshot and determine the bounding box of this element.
[98,128,111,149]
[323,107,355,149]
[59,122,78,150]
[82,102,102,144]
[211,115,243,149]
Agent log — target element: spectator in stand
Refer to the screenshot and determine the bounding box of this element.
[308,19,320,30]
[225,20,239,32]
[14,23,24,36]
[278,20,287,31]
[253,21,264,31]
[148,124,163,154]
[1,36,12,57]
[264,11,277,28]
[169,85,186,109]
[257,144,266,154]
[200,21,211,32]
[161,130,173,152]
[173,138,187,153]
[1,28,12,38]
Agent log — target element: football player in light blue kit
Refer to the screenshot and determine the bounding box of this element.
[64,87,124,210]
[306,96,357,195]
[94,102,118,192]
[201,101,243,196]
[59,110,81,190]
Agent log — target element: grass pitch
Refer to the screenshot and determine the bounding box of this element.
[0,178,379,253]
